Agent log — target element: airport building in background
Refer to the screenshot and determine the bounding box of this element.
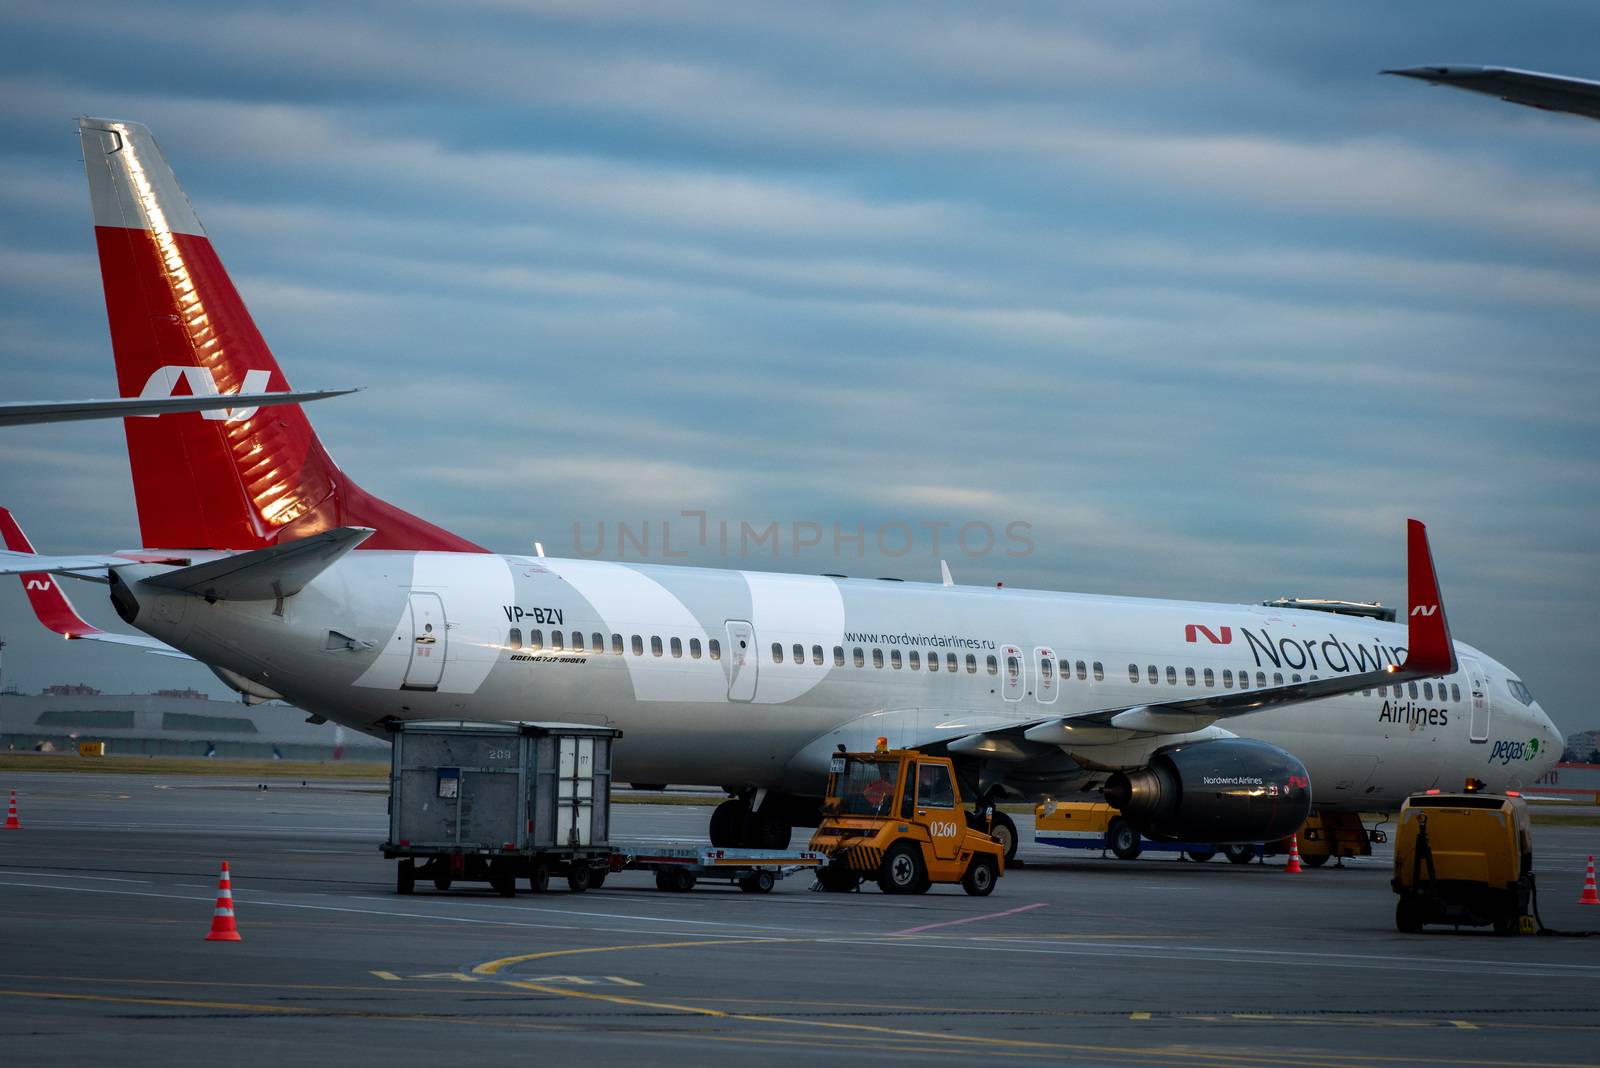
[0,683,388,761]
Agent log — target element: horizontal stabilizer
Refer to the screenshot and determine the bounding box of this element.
[1385,65,1600,121]
[143,526,374,601]
[0,388,357,428]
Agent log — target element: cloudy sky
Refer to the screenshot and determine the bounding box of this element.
[0,2,1596,736]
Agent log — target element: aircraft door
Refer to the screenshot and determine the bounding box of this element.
[1001,645,1025,702]
[725,620,757,702]
[1033,647,1058,705]
[403,592,448,691]
[1462,656,1490,743]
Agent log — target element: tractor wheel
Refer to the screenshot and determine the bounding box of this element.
[877,842,928,895]
[1108,818,1142,861]
[1395,896,1424,933]
[816,868,859,893]
[962,856,998,897]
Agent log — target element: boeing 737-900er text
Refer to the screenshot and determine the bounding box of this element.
[0,118,1562,860]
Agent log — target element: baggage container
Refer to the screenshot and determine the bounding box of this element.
[382,720,620,895]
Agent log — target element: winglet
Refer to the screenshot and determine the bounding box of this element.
[1403,518,1456,676]
[0,507,106,639]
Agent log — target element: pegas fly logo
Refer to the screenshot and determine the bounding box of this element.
[1487,738,1542,766]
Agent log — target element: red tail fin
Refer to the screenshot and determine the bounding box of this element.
[79,117,483,553]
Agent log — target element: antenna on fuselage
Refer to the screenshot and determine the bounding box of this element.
[533,541,546,558]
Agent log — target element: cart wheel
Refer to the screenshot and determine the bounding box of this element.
[492,863,516,898]
[589,869,607,890]
[1223,844,1255,865]
[876,842,927,895]
[396,859,416,895]
[1185,849,1216,863]
[739,870,776,894]
[567,863,593,893]
[1395,896,1424,933]
[432,872,452,892]
[654,870,675,892]
[528,863,550,894]
[962,856,997,897]
[1108,818,1142,861]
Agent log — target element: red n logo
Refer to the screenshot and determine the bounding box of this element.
[1184,624,1232,645]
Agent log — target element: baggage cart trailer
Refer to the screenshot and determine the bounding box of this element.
[618,844,827,893]
[382,720,621,895]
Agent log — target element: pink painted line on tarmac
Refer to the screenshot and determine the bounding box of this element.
[890,901,1047,936]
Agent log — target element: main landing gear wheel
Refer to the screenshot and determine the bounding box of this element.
[877,842,929,895]
[745,806,793,850]
[984,810,1019,866]
[962,856,997,897]
[396,859,416,895]
[709,799,743,847]
[1108,818,1142,861]
[1223,844,1256,865]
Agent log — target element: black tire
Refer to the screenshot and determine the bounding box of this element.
[709,798,744,847]
[739,870,776,894]
[989,811,1019,865]
[1395,896,1424,934]
[962,856,998,897]
[396,860,415,895]
[877,841,927,895]
[672,869,697,892]
[589,869,607,890]
[1108,818,1142,861]
[1493,911,1520,937]
[1223,844,1255,865]
[491,862,516,898]
[1186,849,1216,863]
[654,869,676,892]
[747,807,793,850]
[1303,853,1330,868]
[432,873,452,892]
[567,863,593,893]
[816,868,859,893]
[528,863,550,894]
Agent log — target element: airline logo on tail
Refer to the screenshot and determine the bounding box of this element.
[135,366,271,421]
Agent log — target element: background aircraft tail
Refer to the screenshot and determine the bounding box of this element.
[78,117,483,553]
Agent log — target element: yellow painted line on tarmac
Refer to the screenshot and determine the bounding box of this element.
[472,936,791,975]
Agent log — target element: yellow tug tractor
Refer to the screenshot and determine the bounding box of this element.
[1392,784,1535,935]
[809,744,1005,895]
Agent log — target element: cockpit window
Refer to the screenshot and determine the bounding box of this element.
[1507,678,1535,706]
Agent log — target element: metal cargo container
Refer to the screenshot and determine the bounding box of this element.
[382,720,621,895]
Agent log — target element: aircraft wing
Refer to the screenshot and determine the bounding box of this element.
[1385,65,1600,121]
[0,388,357,428]
[951,520,1454,766]
[0,508,191,659]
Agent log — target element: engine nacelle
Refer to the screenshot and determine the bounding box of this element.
[1102,738,1310,843]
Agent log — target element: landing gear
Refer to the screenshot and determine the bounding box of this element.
[706,792,796,849]
[983,810,1019,865]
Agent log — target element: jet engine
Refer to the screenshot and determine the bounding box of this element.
[1102,738,1310,843]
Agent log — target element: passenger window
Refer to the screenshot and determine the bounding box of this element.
[853,648,865,667]
[1040,658,1053,681]
[671,637,683,658]
[1274,672,1283,686]
[1408,682,1418,698]
[813,644,824,666]
[551,631,564,652]
[690,637,702,659]
[571,632,584,653]
[1203,668,1214,686]
[1128,664,1140,684]
[916,763,956,809]
[592,632,604,654]
[1222,669,1233,687]
[926,651,938,672]
[530,629,543,652]
[1236,671,1247,690]
[772,642,783,664]
[1165,666,1177,685]
[1147,665,1158,685]
[709,638,721,660]
[873,649,884,668]
[612,634,624,655]
[910,650,921,670]
[1185,666,1195,686]
[948,652,959,672]
[1256,672,1266,687]
[1451,683,1461,702]
[631,634,643,656]
[987,655,999,675]
[891,650,902,669]
[651,635,663,657]
[1423,682,1433,700]
[1092,661,1103,681]
[834,646,845,667]
[1078,660,1088,681]
[508,627,522,651]
[793,643,804,664]
[965,654,977,674]
[1007,655,1020,680]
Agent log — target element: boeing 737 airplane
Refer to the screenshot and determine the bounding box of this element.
[0,119,1563,861]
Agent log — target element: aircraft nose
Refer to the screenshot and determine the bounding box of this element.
[1534,709,1563,767]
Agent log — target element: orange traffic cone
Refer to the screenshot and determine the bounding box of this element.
[1580,856,1599,906]
[1284,834,1303,874]
[3,790,19,830]
[205,861,243,941]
